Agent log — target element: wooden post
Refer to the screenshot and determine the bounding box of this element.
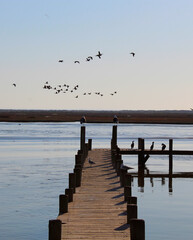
[112,125,117,149]
[59,194,68,214]
[138,138,144,167]
[75,154,82,165]
[130,219,145,240]
[116,160,123,176]
[127,196,137,205]
[69,173,76,193]
[65,188,73,202]
[49,219,62,240]
[127,204,137,224]
[169,176,173,193]
[120,169,127,187]
[88,139,92,150]
[74,167,82,187]
[169,139,173,176]
[80,126,85,151]
[125,173,132,187]
[124,186,132,201]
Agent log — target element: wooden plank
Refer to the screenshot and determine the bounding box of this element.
[120,149,193,155]
[58,149,130,239]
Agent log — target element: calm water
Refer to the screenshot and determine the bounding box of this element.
[0,122,193,240]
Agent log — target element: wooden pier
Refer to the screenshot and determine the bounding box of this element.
[49,126,145,240]
[59,149,131,239]
[49,125,193,239]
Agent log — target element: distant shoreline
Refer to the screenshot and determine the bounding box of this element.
[1,109,193,124]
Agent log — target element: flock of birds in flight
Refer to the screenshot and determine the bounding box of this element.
[12,50,136,99]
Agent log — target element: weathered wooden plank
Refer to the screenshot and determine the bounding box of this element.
[120,149,193,155]
[58,149,130,239]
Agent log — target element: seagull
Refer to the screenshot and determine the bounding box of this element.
[74,61,80,64]
[88,158,95,167]
[120,163,133,171]
[131,141,134,149]
[130,52,135,57]
[161,143,166,151]
[58,60,63,63]
[12,83,16,87]
[87,56,93,60]
[96,51,102,59]
[150,142,154,151]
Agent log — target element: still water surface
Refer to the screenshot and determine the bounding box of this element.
[0,122,193,240]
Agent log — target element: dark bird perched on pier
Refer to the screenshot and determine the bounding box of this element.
[58,59,63,63]
[130,52,135,57]
[150,142,154,151]
[74,61,80,64]
[88,158,95,167]
[113,115,119,124]
[12,83,16,87]
[161,143,166,151]
[80,116,86,124]
[96,51,102,59]
[131,141,134,149]
[120,163,133,171]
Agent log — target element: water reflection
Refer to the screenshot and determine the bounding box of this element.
[137,165,175,193]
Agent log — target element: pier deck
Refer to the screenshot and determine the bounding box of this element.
[58,149,130,239]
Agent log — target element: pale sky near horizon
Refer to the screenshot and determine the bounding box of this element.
[1,0,193,110]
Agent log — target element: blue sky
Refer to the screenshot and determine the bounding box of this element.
[1,0,193,110]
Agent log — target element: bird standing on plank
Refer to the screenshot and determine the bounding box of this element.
[161,143,166,151]
[150,142,154,151]
[131,141,134,149]
[88,158,95,167]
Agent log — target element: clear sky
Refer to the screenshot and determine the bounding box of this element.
[1,0,193,110]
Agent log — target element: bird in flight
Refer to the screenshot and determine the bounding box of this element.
[130,52,135,57]
[74,61,80,64]
[96,51,102,59]
[58,60,63,63]
[87,56,93,60]
[13,83,16,87]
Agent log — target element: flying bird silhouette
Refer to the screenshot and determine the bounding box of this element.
[130,52,135,57]
[74,61,80,64]
[58,60,63,63]
[13,83,16,87]
[96,51,102,59]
